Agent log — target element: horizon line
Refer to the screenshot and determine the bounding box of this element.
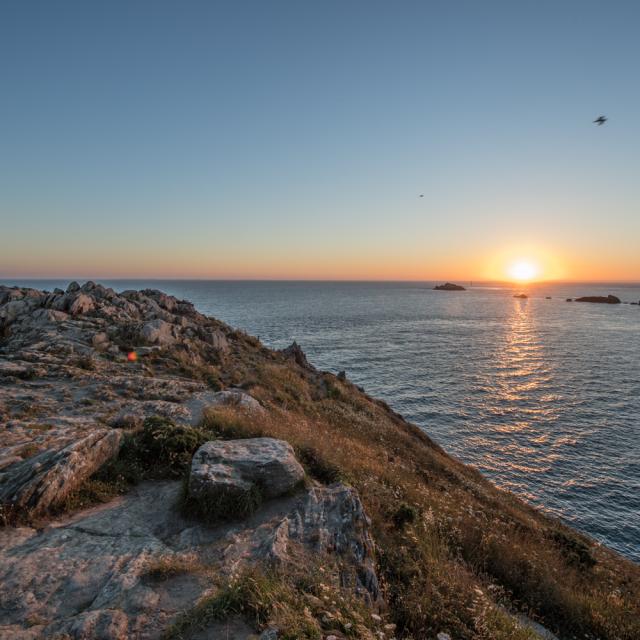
[2,276,640,285]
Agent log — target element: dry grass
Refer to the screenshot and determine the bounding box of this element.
[143,553,201,581]
[201,345,640,640]
[48,330,640,639]
[163,561,381,640]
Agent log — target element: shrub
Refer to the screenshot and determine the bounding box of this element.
[549,529,596,569]
[137,416,208,476]
[75,355,95,370]
[59,417,210,515]
[163,563,375,640]
[392,502,418,529]
[180,480,263,523]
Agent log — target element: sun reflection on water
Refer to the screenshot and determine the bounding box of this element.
[475,298,563,485]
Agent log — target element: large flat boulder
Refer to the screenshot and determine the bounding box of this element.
[188,438,305,517]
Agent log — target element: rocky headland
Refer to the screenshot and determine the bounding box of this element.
[1,283,639,640]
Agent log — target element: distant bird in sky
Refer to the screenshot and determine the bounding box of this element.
[419,194,424,197]
[593,115,607,126]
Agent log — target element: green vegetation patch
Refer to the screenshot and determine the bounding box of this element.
[137,416,209,477]
[180,479,263,523]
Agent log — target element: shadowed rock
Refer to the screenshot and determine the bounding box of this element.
[266,483,380,603]
[281,340,313,369]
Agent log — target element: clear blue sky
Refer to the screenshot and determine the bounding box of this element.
[2,0,639,280]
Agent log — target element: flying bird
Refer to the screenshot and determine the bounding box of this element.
[593,115,607,126]
[419,194,424,197]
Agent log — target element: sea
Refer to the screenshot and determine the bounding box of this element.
[3,279,640,562]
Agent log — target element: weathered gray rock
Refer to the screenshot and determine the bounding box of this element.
[208,389,264,413]
[209,329,229,351]
[0,429,122,515]
[0,478,378,639]
[189,438,305,504]
[140,318,176,345]
[183,390,263,427]
[266,483,380,603]
[68,293,95,316]
[92,331,109,349]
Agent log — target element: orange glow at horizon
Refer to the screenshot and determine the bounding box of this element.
[2,238,639,282]
[481,244,569,283]
[507,259,540,283]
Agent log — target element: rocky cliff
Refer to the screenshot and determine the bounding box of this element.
[1,283,639,640]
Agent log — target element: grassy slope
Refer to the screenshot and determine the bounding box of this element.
[195,331,640,640]
[63,327,640,639]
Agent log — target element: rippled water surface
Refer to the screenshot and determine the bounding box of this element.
[6,279,640,561]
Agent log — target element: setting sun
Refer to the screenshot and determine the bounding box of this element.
[507,259,539,282]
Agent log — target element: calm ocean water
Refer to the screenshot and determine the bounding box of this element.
[4,279,640,562]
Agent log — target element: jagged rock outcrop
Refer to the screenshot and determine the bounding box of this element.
[189,438,305,508]
[0,281,229,359]
[267,483,379,602]
[280,340,313,370]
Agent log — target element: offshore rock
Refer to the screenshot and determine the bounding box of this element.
[575,295,621,304]
[433,282,466,291]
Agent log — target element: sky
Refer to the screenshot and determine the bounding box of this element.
[1,0,639,282]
